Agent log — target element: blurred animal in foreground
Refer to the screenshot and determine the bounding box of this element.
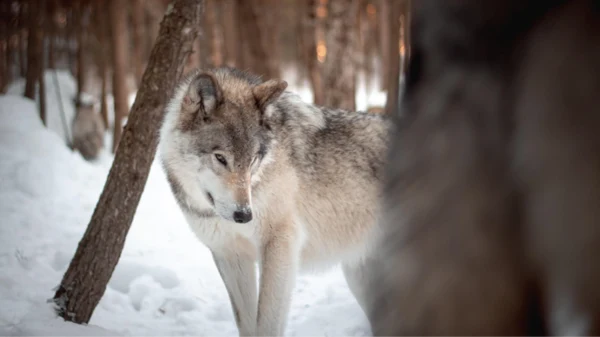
[71,99,105,160]
[366,0,600,335]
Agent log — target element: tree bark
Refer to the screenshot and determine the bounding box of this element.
[257,0,280,78]
[236,0,278,78]
[109,0,129,153]
[303,0,324,105]
[38,1,47,125]
[322,0,360,111]
[204,0,223,67]
[24,0,42,100]
[378,0,390,90]
[93,0,110,129]
[131,0,146,86]
[75,1,87,104]
[47,0,57,69]
[52,0,203,324]
[221,0,238,67]
[0,0,8,92]
[384,0,401,115]
[18,3,27,78]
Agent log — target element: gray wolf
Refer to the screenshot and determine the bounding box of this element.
[159,67,389,336]
[367,0,600,335]
[72,99,104,160]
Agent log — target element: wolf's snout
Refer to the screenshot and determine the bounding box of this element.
[233,209,252,223]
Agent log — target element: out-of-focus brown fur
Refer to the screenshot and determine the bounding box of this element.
[367,0,600,335]
[72,102,104,161]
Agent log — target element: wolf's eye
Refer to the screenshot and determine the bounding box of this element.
[215,154,227,166]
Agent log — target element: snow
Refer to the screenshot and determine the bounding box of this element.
[0,75,372,335]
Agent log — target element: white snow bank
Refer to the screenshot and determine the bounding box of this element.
[0,94,370,336]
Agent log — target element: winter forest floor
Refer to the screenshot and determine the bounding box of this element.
[0,71,382,336]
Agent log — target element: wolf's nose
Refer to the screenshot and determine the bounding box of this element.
[233,209,252,223]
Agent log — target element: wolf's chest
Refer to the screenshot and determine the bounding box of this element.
[183,211,257,249]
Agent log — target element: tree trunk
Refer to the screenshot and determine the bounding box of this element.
[257,0,280,78]
[52,0,203,324]
[0,0,8,92]
[378,0,390,90]
[145,0,167,62]
[24,0,44,102]
[75,1,87,104]
[66,8,77,76]
[94,0,110,129]
[384,0,401,115]
[18,3,27,78]
[132,0,146,86]
[204,0,223,67]
[38,41,46,126]
[236,0,278,78]
[303,0,324,105]
[221,0,238,67]
[322,0,360,111]
[109,0,129,153]
[47,0,57,69]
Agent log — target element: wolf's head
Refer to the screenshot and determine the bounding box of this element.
[160,68,288,224]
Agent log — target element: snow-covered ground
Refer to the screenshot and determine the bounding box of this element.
[0,72,374,336]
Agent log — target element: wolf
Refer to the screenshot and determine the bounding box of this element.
[72,99,104,161]
[367,0,600,335]
[159,67,389,336]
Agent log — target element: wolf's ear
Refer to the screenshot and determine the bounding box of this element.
[182,72,223,117]
[252,79,288,112]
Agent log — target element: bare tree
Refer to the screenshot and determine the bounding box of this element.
[301,0,324,105]
[38,1,46,125]
[384,0,402,116]
[378,0,390,90]
[93,0,110,129]
[204,0,223,67]
[131,0,146,86]
[24,0,40,99]
[52,0,204,324]
[18,3,27,78]
[0,0,8,92]
[47,0,58,69]
[75,1,88,104]
[109,0,129,152]
[221,0,239,67]
[24,0,46,124]
[322,0,360,111]
[236,0,278,78]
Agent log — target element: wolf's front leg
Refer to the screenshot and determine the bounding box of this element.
[212,251,258,336]
[256,235,299,336]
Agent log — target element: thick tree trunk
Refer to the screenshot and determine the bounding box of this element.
[52,0,203,324]
[384,0,401,115]
[322,0,360,111]
[222,0,239,67]
[132,0,146,86]
[109,0,129,153]
[236,0,278,78]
